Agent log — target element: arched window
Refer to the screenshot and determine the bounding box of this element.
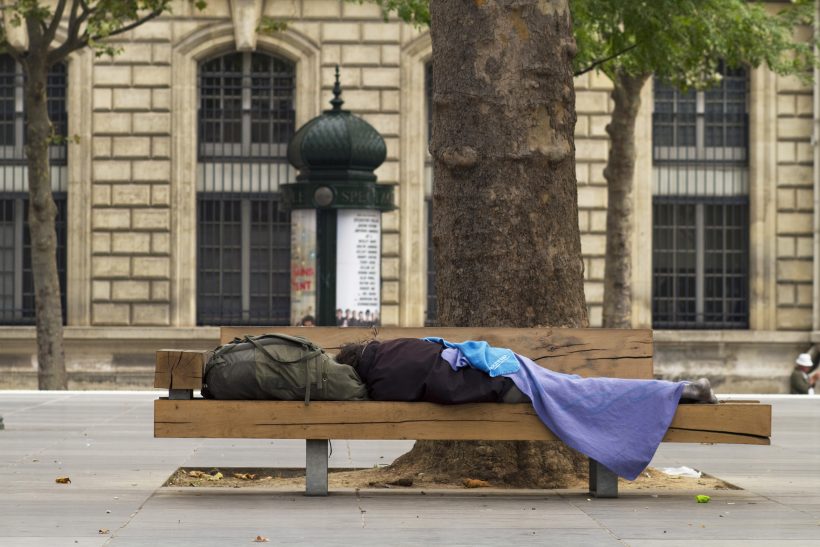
[652,64,749,329]
[0,55,67,324]
[196,51,296,325]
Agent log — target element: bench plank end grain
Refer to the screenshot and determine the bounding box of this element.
[154,350,210,390]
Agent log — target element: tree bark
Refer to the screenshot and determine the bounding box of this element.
[601,71,649,329]
[23,21,67,390]
[389,0,589,488]
[432,0,586,327]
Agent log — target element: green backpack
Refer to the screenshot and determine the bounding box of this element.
[201,333,368,403]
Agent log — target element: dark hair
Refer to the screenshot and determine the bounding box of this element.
[335,341,369,368]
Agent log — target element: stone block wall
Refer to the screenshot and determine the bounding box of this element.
[81,0,409,327]
[55,0,820,333]
[574,71,614,326]
[90,27,173,326]
[775,73,814,330]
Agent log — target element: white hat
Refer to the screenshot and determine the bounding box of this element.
[795,353,813,368]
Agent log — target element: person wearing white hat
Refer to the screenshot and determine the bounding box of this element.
[790,353,818,395]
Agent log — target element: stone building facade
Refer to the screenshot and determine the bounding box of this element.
[0,0,817,391]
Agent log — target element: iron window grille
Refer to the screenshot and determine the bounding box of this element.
[653,197,749,329]
[0,55,68,325]
[196,51,295,326]
[197,196,291,326]
[0,55,68,171]
[651,65,749,329]
[653,65,748,164]
[0,194,67,324]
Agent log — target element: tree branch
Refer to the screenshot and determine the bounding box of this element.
[48,0,93,63]
[64,0,83,37]
[45,0,71,44]
[574,43,639,77]
[89,8,163,42]
[52,5,164,61]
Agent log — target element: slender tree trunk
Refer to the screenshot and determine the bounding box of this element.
[601,71,649,329]
[389,0,589,488]
[23,23,67,390]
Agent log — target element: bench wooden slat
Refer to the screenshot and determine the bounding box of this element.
[663,429,769,445]
[154,328,654,391]
[222,327,655,377]
[154,400,770,445]
[668,402,771,437]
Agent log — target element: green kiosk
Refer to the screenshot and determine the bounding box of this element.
[282,67,395,327]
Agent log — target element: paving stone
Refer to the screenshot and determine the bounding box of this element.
[0,393,818,545]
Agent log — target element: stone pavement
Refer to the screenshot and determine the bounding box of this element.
[0,392,818,546]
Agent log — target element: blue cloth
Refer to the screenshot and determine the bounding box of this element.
[423,337,520,377]
[434,341,685,480]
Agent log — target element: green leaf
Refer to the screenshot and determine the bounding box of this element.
[364,0,817,82]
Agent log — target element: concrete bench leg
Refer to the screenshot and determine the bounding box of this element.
[305,439,329,496]
[168,389,193,400]
[588,459,618,498]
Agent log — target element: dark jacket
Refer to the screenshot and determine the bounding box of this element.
[790,368,811,394]
[356,338,516,403]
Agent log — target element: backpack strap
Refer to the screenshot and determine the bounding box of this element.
[243,334,323,405]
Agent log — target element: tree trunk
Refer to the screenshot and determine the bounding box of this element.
[23,24,67,390]
[601,71,649,329]
[432,0,586,326]
[389,0,589,488]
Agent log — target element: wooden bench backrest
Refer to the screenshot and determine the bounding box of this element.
[156,327,653,391]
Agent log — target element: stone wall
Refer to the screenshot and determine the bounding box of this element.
[91,33,173,326]
[72,1,820,331]
[574,71,615,326]
[78,1,644,329]
[775,73,814,330]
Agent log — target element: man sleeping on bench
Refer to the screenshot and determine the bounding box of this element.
[203,335,717,481]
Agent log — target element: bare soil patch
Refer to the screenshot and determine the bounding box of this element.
[165,465,736,492]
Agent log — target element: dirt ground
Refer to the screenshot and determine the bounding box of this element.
[165,465,735,493]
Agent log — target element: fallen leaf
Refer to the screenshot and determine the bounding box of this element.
[696,495,711,503]
[98,529,109,534]
[233,473,257,480]
[206,472,223,481]
[254,536,269,542]
[463,478,490,488]
[55,477,71,484]
[187,470,207,478]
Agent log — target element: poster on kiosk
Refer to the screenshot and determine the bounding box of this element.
[335,209,380,327]
[290,209,317,326]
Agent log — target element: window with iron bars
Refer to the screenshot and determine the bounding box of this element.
[196,51,296,326]
[0,195,67,324]
[0,54,68,325]
[652,65,749,329]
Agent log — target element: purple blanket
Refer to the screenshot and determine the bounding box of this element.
[508,354,684,480]
[441,347,685,480]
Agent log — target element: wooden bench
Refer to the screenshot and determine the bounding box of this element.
[154,327,771,498]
